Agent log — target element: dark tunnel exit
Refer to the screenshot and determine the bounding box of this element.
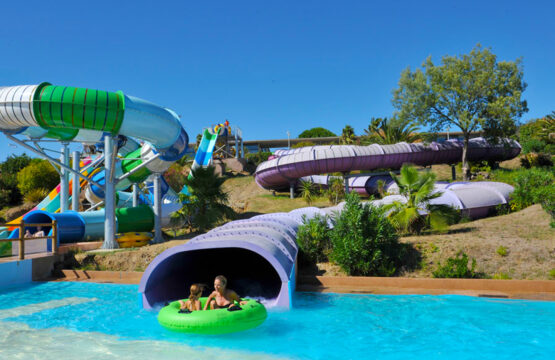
[144,248,283,306]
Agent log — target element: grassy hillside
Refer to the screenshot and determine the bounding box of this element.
[68,162,554,280]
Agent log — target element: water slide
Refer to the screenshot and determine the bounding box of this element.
[140,138,521,310]
[0,83,188,251]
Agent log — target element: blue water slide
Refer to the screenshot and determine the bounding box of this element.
[7,211,86,251]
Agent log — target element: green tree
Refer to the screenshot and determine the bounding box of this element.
[0,154,32,207]
[340,125,356,144]
[298,127,337,138]
[363,116,421,145]
[384,164,458,234]
[392,45,528,180]
[175,166,235,232]
[16,159,59,199]
[329,192,401,276]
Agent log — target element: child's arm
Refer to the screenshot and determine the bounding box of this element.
[203,291,215,310]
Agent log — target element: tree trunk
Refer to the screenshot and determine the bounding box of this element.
[461,134,470,181]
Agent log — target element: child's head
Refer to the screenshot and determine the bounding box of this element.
[189,284,202,301]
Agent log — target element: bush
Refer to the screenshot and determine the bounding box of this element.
[245,152,272,167]
[520,153,553,168]
[538,184,555,227]
[329,192,401,276]
[17,159,59,197]
[292,141,316,149]
[496,246,508,257]
[549,269,555,280]
[432,251,482,278]
[521,139,546,154]
[296,215,331,264]
[509,168,554,211]
[24,188,50,203]
[493,273,511,280]
[326,177,345,205]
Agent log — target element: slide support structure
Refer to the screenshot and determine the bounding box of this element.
[132,184,138,207]
[4,134,103,189]
[102,135,118,249]
[60,142,70,212]
[72,151,80,211]
[153,173,162,243]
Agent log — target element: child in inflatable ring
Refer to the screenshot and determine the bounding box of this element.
[178,284,202,313]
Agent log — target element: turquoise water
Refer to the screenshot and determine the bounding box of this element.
[0,282,554,359]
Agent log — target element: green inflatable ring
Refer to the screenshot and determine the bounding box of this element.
[157,297,267,334]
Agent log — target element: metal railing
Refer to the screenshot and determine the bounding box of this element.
[0,220,58,260]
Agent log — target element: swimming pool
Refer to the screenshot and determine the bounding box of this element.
[0,282,553,359]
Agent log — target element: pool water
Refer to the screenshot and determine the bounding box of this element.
[0,282,554,359]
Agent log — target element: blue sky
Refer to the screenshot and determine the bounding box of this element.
[1,0,553,161]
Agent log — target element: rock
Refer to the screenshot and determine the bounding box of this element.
[222,158,247,173]
[211,160,225,177]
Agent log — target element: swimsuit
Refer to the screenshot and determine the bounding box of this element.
[210,299,232,309]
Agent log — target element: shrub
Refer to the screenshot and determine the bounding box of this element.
[496,246,508,257]
[24,188,49,203]
[432,251,481,278]
[538,184,555,227]
[520,153,553,168]
[493,272,511,280]
[329,192,401,276]
[521,139,546,154]
[326,177,345,205]
[549,269,555,280]
[245,152,272,167]
[17,159,59,197]
[509,168,554,211]
[299,180,318,205]
[296,214,331,264]
[292,141,316,149]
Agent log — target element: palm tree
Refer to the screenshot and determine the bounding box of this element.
[340,125,356,144]
[299,180,318,205]
[383,164,457,234]
[177,166,235,232]
[363,116,420,145]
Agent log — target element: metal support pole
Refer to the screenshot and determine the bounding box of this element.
[60,143,70,212]
[290,183,295,199]
[240,137,244,158]
[451,165,456,181]
[344,173,350,194]
[102,135,118,249]
[153,173,163,243]
[72,151,80,211]
[235,128,239,159]
[132,184,139,207]
[4,134,103,188]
